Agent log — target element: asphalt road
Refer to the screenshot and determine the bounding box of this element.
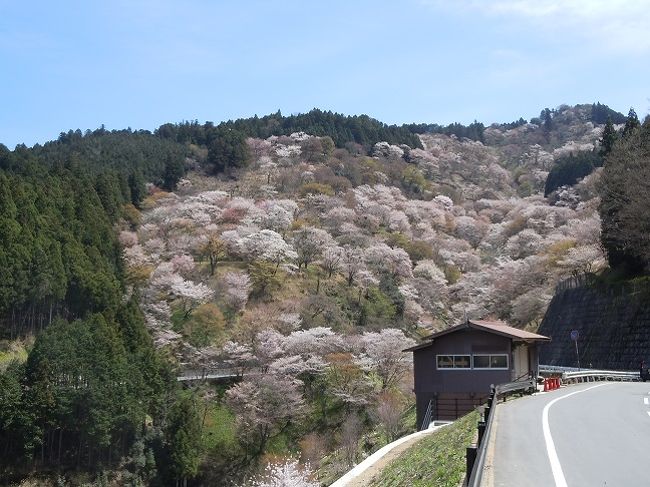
[487,382,650,487]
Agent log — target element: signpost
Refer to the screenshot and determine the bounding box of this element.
[570,330,580,369]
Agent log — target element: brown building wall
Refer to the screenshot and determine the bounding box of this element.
[413,329,513,425]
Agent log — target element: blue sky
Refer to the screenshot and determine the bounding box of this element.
[1,0,649,148]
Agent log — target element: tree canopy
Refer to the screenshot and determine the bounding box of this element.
[599,118,650,273]
[157,109,424,151]
[544,150,602,196]
[0,132,183,485]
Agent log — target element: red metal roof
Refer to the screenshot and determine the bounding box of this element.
[403,319,550,352]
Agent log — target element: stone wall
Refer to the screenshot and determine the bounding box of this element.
[538,283,650,370]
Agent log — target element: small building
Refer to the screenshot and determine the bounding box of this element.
[404,319,550,426]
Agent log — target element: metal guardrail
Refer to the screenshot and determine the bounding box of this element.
[467,366,641,486]
[539,364,582,373]
[562,369,639,382]
[540,364,641,382]
[466,377,536,487]
[495,378,537,396]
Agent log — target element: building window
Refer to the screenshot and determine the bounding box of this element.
[473,354,509,370]
[437,355,471,369]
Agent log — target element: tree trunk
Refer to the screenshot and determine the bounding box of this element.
[58,429,63,465]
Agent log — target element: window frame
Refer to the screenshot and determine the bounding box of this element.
[436,354,472,370]
[472,353,509,370]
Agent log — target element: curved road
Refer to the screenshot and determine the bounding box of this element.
[485,382,650,486]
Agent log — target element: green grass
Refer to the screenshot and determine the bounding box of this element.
[201,402,238,452]
[0,340,29,371]
[368,409,479,487]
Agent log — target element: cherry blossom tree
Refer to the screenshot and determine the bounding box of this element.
[251,459,318,487]
[292,227,334,270]
[240,230,298,267]
[268,354,327,378]
[255,154,277,181]
[201,234,226,276]
[223,271,251,311]
[170,278,214,318]
[509,290,551,326]
[170,254,195,277]
[353,270,380,302]
[388,210,411,233]
[359,329,415,390]
[365,243,412,279]
[323,207,357,233]
[341,246,365,286]
[124,244,151,268]
[324,353,374,407]
[254,328,286,370]
[505,229,544,259]
[454,215,488,248]
[222,340,254,375]
[283,327,343,356]
[258,199,297,233]
[247,137,273,161]
[433,194,453,209]
[319,245,344,278]
[556,244,605,276]
[119,230,139,247]
[226,373,305,455]
[276,312,302,333]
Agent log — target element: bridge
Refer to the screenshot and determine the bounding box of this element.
[176,366,241,382]
[466,366,645,486]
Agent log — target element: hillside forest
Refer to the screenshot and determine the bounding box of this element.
[0,103,647,486]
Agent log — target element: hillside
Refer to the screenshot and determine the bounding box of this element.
[0,103,623,486]
[132,105,606,359]
[122,104,609,484]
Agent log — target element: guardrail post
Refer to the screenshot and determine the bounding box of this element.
[466,446,477,480]
[477,421,486,445]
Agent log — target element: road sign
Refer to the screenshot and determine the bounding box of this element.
[570,330,580,369]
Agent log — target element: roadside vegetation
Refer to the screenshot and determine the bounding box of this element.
[367,410,479,487]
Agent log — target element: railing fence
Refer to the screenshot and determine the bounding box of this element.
[465,365,642,486]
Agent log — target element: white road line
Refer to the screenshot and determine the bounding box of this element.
[647,412,650,418]
[542,384,611,487]
[644,397,649,405]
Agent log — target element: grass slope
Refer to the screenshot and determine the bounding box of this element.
[368,409,479,487]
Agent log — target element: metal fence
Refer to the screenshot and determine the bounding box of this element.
[466,377,536,487]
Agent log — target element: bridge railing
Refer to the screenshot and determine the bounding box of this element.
[176,367,240,382]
